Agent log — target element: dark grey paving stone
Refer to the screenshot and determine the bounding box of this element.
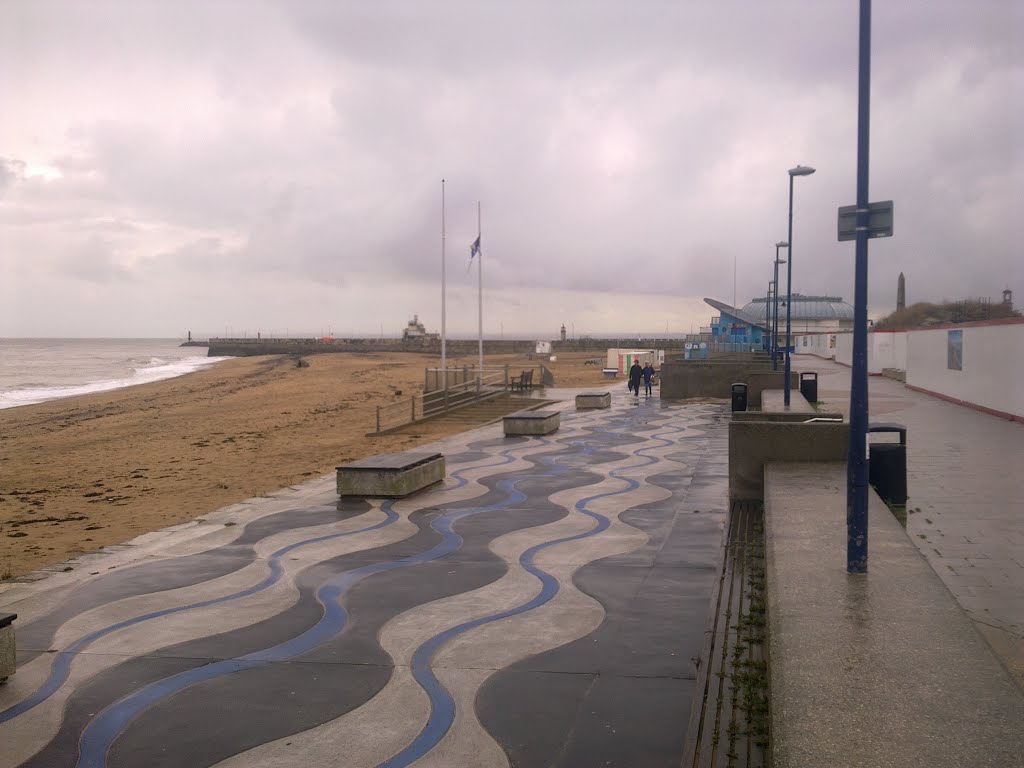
[551,674,694,768]
[477,670,596,768]
[15,505,354,655]
[478,671,694,768]
[107,662,390,768]
[20,655,211,768]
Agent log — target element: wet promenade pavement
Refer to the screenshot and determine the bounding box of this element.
[803,357,1024,687]
[0,393,729,768]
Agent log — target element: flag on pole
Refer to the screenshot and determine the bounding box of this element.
[470,235,481,260]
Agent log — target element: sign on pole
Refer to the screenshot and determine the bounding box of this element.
[837,200,894,241]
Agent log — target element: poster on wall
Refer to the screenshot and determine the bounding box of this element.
[947,329,963,371]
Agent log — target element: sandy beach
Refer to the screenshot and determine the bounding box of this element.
[0,350,612,579]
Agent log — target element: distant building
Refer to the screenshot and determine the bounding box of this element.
[702,298,770,348]
[692,294,854,353]
[738,294,854,334]
[402,314,439,342]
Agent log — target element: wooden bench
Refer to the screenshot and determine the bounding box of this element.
[503,409,560,436]
[336,451,445,498]
[510,369,534,391]
[0,612,16,684]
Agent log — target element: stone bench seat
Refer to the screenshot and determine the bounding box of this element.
[503,409,560,436]
[336,451,445,498]
[760,388,815,414]
[0,612,16,684]
[575,391,611,410]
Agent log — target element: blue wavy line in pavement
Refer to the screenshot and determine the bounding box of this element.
[73,443,557,768]
[0,450,497,726]
[379,418,684,768]
[0,505,398,725]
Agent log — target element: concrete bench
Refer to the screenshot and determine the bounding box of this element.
[0,612,16,684]
[729,418,848,501]
[602,367,618,378]
[575,391,611,410]
[336,451,445,498]
[760,388,815,414]
[503,409,560,436]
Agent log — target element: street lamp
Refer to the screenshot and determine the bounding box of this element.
[773,241,788,370]
[784,165,816,405]
[765,281,774,354]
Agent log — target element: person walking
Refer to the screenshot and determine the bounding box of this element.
[642,361,655,397]
[629,359,643,397]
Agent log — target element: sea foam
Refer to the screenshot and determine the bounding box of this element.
[0,356,232,410]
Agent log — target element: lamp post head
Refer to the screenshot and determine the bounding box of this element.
[788,165,816,177]
[776,241,789,248]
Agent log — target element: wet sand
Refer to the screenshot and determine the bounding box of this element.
[0,350,612,579]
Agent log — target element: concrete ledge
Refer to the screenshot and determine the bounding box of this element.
[729,420,847,500]
[503,409,560,436]
[732,410,844,423]
[764,462,1024,767]
[575,392,611,409]
[0,612,16,682]
[336,451,445,497]
[761,389,815,414]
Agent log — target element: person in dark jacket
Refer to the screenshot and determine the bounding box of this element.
[628,360,643,396]
[642,362,655,396]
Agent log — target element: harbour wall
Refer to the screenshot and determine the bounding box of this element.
[204,337,688,358]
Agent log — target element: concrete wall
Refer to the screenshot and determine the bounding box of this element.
[795,332,838,360]
[906,321,1024,420]
[728,420,849,501]
[659,361,794,403]
[803,330,908,374]
[800,319,1023,420]
[732,410,844,423]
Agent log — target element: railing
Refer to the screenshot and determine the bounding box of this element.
[374,368,510,433]
[424,365,510,392]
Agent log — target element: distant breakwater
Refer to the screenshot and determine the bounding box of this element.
[203,337,684,357]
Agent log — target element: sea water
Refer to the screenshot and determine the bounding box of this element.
[0,339,232,410]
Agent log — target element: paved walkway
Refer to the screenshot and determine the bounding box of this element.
[0,392,729,768]
[798,356,1024,687]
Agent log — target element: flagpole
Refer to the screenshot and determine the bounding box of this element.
[441,179,447,391]
[477,201,483,387]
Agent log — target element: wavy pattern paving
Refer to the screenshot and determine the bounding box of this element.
[0,397,730,768]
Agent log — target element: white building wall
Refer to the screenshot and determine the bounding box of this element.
[868,331,908,373]
[906,322,1024,419]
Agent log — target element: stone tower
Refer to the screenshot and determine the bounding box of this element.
[897,272,906,311]
[560,324,567,342]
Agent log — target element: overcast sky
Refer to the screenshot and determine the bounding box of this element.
[1,1,1020,339]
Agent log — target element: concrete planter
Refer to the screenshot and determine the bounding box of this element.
[504,409,560,436]
[336,452,445,497]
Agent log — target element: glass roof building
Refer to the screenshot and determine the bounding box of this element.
[740,294,854,331]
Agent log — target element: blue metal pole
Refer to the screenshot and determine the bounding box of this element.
[848,0,872,573]
[772,263,778,368]
[784,175,794,405]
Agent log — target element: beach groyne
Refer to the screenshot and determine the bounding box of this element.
[205,337,687,357]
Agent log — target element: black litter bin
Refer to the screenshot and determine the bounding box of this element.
[731,382,748,413]
[799,371,818,403]
[868,423,907,505]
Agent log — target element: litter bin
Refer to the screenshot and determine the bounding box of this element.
[731,382,748,413]
[868,423,907,505]
[799,371,818,403]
